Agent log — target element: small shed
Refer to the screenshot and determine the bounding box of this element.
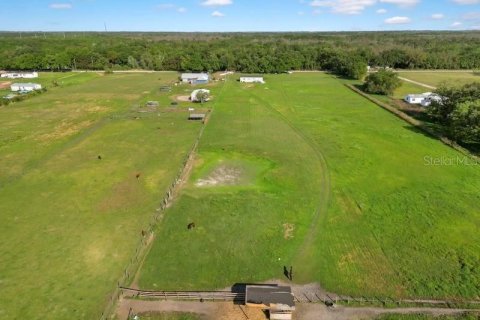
[11,83,42,92]
[245,285,295,320]
[188,113,206,121]
[146,101,159,107]
[240,76,265,84]
[181,73,210,84]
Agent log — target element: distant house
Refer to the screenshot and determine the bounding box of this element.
[240,76,265,84]
[191,89,210,102]
[1,72,38,79]
[181,73,210,84]
[404,92,433,105]
[11,83,42,92]
[245,285,295,320]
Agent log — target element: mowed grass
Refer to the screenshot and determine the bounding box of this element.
[0,73,203,319]
[264,73,480,298]
[140,73,480,300]
[397,71,480,87]
[139,78,325,290]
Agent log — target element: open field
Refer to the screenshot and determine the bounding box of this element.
[139,73,480,300]
[139,76,325,290]
[0,72,204,319]
[397,71,480,88]
[137,313,203,320]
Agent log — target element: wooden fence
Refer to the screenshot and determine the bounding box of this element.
[100,110,212,320]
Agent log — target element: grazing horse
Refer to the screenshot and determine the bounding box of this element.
[136,173,141,179]
[187,222,196,230]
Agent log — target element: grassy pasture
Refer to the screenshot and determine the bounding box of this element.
[0,72,204,319]
[397,71,480,88]
[139,77,325,290]
[140,73,480,300]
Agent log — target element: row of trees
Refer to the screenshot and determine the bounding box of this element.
[428,83,480,146]
[0,32,479,76]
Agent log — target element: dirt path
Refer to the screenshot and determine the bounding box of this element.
[398,76,437,90]
[250,80,332,276]
[117,298,478,320]
[296,304,478,320]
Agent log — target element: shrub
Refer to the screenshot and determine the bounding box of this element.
[363,69,401,95]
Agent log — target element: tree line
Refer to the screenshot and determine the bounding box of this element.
[0,32,479,77]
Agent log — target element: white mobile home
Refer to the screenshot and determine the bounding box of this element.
[404,92,433,105]
[11,83,42,92]
[240,76,265,84]
[1,72,38,79]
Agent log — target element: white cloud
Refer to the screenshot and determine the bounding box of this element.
[177,7,187,13]
[310,0,376,15]
[376,8,387,14]
[156,3,175,9]
[431,13,444,19]
[202,0,232,6]
[211,10,225,16]
[379,0,419,7]
[49,3,72,9]
[452,0,479,4]
[462,12,480,20]
[451,21,463,27]
[471,25,480,29]
[385,16,411,24]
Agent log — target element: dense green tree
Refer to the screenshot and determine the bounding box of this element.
[363,69,402,95]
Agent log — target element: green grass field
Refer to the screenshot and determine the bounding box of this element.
[137,312,202,320]
[397,71,480,88]
[139,73,480,299]
[0,72,204,319]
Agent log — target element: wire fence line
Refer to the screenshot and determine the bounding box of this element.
[100,110,212,320]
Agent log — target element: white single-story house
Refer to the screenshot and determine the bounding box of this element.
[240,76,265,84]
[191,89,210,102]
[1,72,38,79]
[11,83,42,92]
[181,73,210,84]
[421,94,442,107]
[404,92,433,105]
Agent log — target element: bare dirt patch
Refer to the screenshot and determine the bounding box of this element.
[174,95,191,102]
[0,81,11,89]
[195,165,243,187]
[283,223,295,239]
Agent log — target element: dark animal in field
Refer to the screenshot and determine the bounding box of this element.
[98,155,102,160]
[136,173,141,179]
[187,222,196,230]
[141,230,147,237]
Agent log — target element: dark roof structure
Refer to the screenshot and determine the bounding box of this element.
[245,285,295,308]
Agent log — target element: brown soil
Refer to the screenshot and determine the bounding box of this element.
[0,81,11,89]
[174,95,191,102]
[283,223,295,239]
[195,165,243,187]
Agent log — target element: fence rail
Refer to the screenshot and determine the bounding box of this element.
[100,110,212,320]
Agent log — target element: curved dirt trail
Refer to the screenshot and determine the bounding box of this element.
[249,81,332,274]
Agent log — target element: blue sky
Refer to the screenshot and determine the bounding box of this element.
[0,0,479,31]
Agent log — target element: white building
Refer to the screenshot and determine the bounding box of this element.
[240,76,265,84]
[181,73,209,84]
[190,89,210,102]
[1,72,38,79]
[11,83,42,92]
[404,92,433,105]
[421,94,442,107]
